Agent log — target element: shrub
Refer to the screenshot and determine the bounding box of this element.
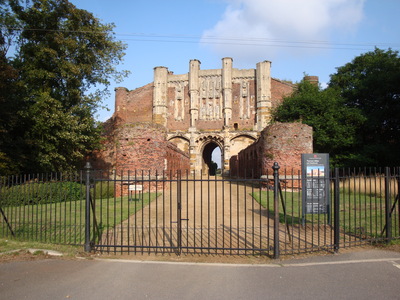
[93,181,115,199]
[1,181,85,205]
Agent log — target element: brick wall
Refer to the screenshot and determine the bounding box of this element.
[90,121,190,196]
[230,122,313,177]
[271,79,296,109]
[114,84,153,124]
[114,123,167,174]
[107,122,190,174]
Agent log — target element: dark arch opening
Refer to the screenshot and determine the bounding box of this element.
[202,142,221,176]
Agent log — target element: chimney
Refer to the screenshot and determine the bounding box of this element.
[303,76,319,86]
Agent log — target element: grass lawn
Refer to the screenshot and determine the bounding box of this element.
[250,190,329,225]
[0,192,161,245]
[251,189,398,239]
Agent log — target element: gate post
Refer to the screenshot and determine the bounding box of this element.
[385,167,392,243]
[333,168,340,253]
[84,162,92,252]
[272,162,280,259]
[177,170,182,255]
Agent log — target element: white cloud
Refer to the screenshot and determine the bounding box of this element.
[201,0,365,62]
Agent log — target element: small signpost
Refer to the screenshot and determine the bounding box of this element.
[129,184,143,201]
[301,154,330,224]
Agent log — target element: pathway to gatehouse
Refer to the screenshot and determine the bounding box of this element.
[99,177,337,255]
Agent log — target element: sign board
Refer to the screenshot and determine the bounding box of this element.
[301,154,330,215]
[129,184,143,191]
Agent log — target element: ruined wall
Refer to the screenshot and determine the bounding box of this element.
[91,122,190,174]
[262,123,313,172]
[114,123,167,173]
[230,122,313,177]
[271,79,296,109]
[166,143,191,174]
[91,121,190,196]
[114,84,153,124]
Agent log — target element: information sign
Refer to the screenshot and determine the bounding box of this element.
[301,153,330,215]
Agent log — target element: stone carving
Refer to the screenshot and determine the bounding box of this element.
[239,81,251,119]
[171,81,186,121]
[199,76,223,120]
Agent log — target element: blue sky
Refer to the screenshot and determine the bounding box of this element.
[69,0,400,122]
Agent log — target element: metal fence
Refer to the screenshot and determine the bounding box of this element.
[0,164,399,258]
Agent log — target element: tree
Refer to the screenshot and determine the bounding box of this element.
[273,80,365,167]
[329,48,400,166]
[0,0,22,174]
[1,0,128,173]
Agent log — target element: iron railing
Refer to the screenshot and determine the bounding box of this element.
[0,164,399,258]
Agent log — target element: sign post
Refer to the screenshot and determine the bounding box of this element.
[301,154,330,224]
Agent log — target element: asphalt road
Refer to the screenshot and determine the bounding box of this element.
[1,249,400,300]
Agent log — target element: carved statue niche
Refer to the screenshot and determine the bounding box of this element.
[198,76,223,120]
[201,80,207,99]
[241,80,248,98]
[240,80,250,119]
[215,80,221,99]
[209,80,214,99]
[174,81,185,121]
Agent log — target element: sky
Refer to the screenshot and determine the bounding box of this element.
[68,0,400,122]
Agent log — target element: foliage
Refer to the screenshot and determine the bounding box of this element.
[273,80,365,167]
[0,1,21,174]
[0,178,115,205]
[1,181,85,205]
[93,181,115,199]
[0,0,128,174]
[329,48,400,166]
[0,55,20,174]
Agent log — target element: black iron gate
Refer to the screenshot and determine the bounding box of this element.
[2,164,397,258]
[86,165,348,257]
[88,170,276,255]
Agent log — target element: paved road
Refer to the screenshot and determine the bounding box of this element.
[1,249,400,300]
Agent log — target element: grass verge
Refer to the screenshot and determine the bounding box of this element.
[0,192,161,245]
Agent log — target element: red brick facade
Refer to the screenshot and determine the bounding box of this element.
[91,122,190,174]
[230,122,313,177]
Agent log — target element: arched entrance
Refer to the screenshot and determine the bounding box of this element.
[202,142,222,176]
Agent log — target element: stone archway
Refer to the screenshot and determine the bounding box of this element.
[196,134,224,176]
[202,142,221,175]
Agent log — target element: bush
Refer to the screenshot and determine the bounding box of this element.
[1,181,85,205]
[93,181,115,199]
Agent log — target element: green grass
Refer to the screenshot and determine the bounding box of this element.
[251,190,328,225]
[251,189,399,239]
[0,192,161,245]
[337,190,397,239]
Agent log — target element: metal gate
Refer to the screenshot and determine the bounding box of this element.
[91,172,276,255]
[88,167,338,257]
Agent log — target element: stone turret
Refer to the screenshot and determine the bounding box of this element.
[256,61,272,131]
[222,57,233,128]
[153,66,168,126]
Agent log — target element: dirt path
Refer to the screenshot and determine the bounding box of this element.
[100,177,336,255]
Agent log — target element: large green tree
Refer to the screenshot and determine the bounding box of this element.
[329,48,400,166]
[1,0,128,173]
[0,0,22,174]
[273,80,365,167]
